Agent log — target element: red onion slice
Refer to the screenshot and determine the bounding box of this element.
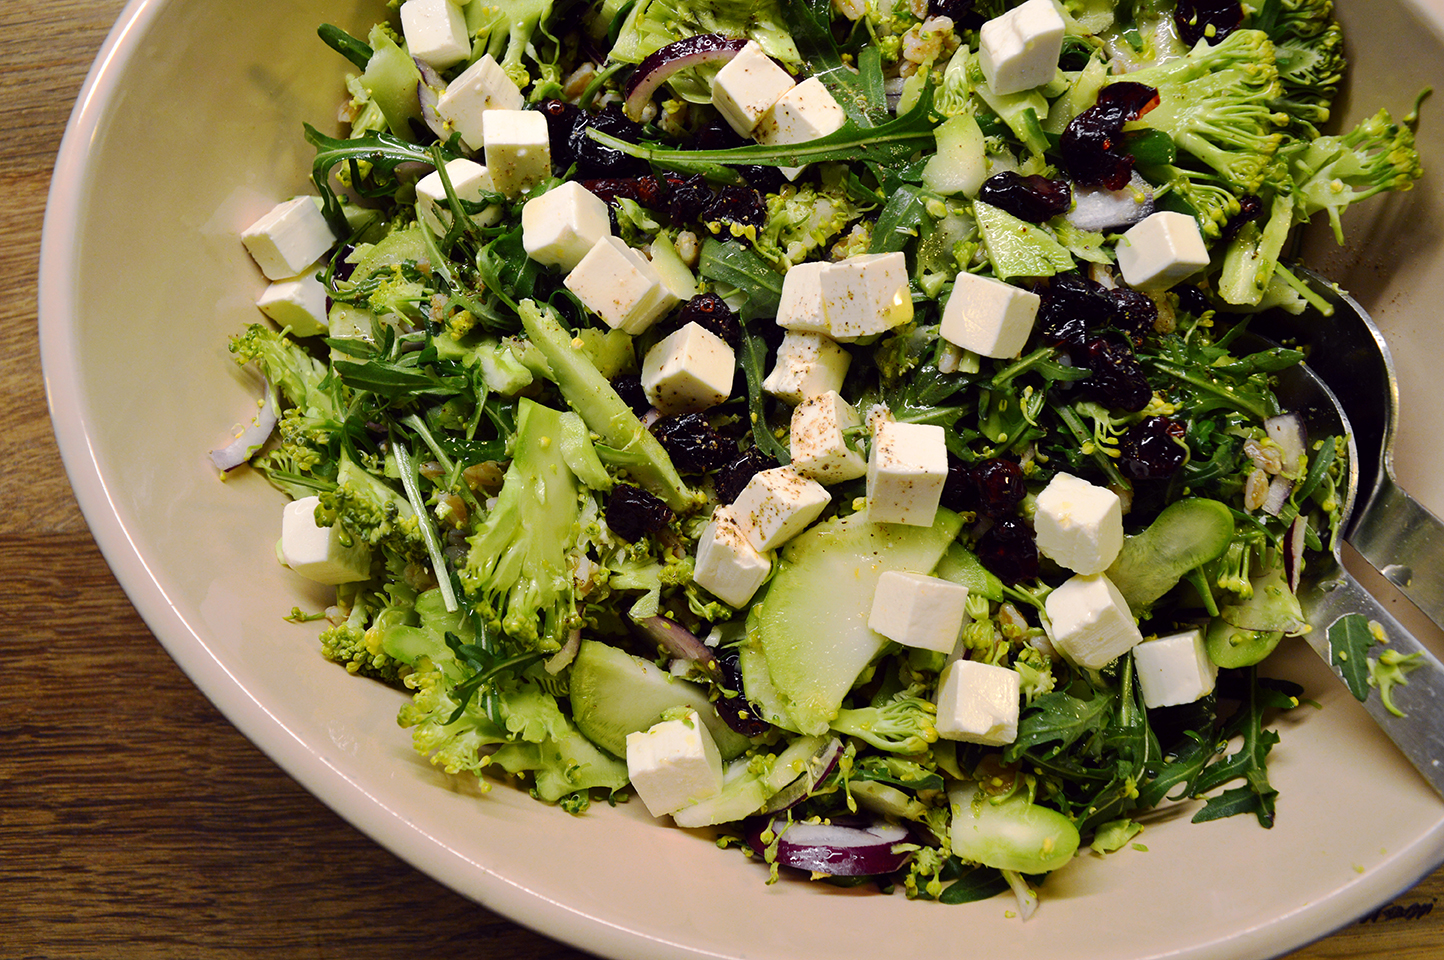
[749,817,913,877]
[1282,515,1307,593]
[1265,412,1307,473]
[633,615,720,675]
[415,57,448,140]
[1261,475,1294,516]
[209,380,278,472]
[760,737,844,814]
[622,35,749,121]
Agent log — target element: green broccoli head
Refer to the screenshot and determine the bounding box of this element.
[1285,106,1425,243]
[465,0,559,94]
[229,322,335,416]
[315,452,428,573]
[317,582,418,682]
[1247,0,1345,134]
[831,692,940,754]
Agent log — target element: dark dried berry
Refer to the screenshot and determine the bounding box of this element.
[975,518,1039,585]
[677,293,741,349]
[1108,287,1159,342]
[570,104,651,179]
[661,172,715,224]
[1038,274,1115,348]
[977,172,1073,223]
[1175,284,1213,317]
[1220,193,1264,240]
[1119,416,1189,480]
[1081,336,1152,412]
[612,374,651,416]
[973,458,1026,518]
[701,185,767,232]
[715,648,771,736]
[605,484,675,542]
[1174,0,1243,47]
[1061,82,1160,190]
[940,454,978,513]
[652,412,733,475]
[538,100,584,172]
[715,446,778,504]
[928,0,985,27]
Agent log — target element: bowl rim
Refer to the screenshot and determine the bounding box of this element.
[35,2,1444,958]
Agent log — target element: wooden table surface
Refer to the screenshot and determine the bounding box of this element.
[5,2,1444,958]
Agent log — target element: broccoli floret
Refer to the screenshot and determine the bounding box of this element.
[318,583,417,681]
[1250,0,1346,135]
[465,0,559,95]
[1119,29,1289,194]
[315,452,428,574]
[229,322,334,416]
[608,0,800,67]
[753,179,866,269]
[830,693,940,754]
[488,684,630,807]
[1140,163,1242,240]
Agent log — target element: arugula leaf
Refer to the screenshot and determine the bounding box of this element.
[939,867,1011,905]
[697,239,784,319]
[1007,687,1114,758]
[1329,613,1377,701]
[303,125,440,232]
[869,183,928,254]
[782,0,888,127]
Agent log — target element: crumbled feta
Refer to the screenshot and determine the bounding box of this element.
[935,659,1021,745]
[866,421,948,526]
[710,40,796,136]
[256,264,329,337]
[640,321,736,415]
[755,77,846,180]
[761,330,851,405]
[521,180,612,271]
[625,709,725,818]
[241,197,336,282]
[693,506,772,607]
[280,496,371,585]
[482,109,551,197]
[775,260,831,334]
[435,54,525,151]
[819,252,914,341]
[789,390,867,484]
[399,0,471,70]
[564,236,679,334]
[1134,628,1218,708]
[1033,472,1124,575]
[867,570,971,654]
[1044,572,1143,669]
[416,159,502,237]
[731,466,832,551]
[939,271,1041,359]
[1115,211,1210,290]
[978,0,1067,96]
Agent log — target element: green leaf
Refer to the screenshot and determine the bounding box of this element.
[333,359,464,398]
[1007,688,1115,759]
[697,239,784,319]
[1329,613,1377,701]
[939,867,1011,904]
[303,125,440,233]
[869,183,927,254]
[974,201,1074,280]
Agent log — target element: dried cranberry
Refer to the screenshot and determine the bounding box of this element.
[1220,193,1264,240]
[1108,287,1158,343]
[612,374,651,416]
[1081,336,1153,412]
[652,412,733,475]
[1174,0,1243,47]
[569,104,651,179]
[977,172,1073,223]
[701,185,767,232]
[973,458,1026,518]
[715,447,778,504]
[940,454,978,513]
[1175,285,1213,317]
[605,484,674,542]
[661,172,715,224]
[538,100,584,172]
[975,518,1039,585]
[1119,416,1189,480]
[676,293,741,349]
[1038,274,1115,349]
[715,648,771,736]
[1061,82,1160,190]
[928,0,985,27]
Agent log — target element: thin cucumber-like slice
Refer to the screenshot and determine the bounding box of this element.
[1106,498,1235,613]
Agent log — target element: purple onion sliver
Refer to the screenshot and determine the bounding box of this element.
[1283,514,1307,593]
[1261,475,1294,517]
[760,737,844,814]
[633,615,719,673]
[414,58,449,140]
[622,35,749,121]
[209,379,278,472]
[748,817,912,877]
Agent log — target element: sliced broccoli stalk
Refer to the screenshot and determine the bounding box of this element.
[465,0,560,95]
[360,24,422,139]
[830,694,940,754]
[1219,190,1295,305]
[488,684,630,807]
[517,299,695,512]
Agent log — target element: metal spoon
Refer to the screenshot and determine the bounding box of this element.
[1250,267,1444,634]
[1248,327,1444,798]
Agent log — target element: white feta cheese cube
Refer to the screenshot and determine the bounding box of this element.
[241,197,336,281]
[776,260,831,334]
[693,506,772,607]
[641,321,735,415]
[415,158,502,237]
[564,236,679,334]
[761,331,851,405]
[1044,572,1143,669]
[939,271,1041,359]
[819,252,914,341]
[625,709,725,818]
[436,54,525,151]
[789,390,867,484]
[521,180,612,271]
[256,264,328,337]
[935,659,1021,745]
[1134,628,1218,708]
[868,570,971,654]
[280,496,371,585]
[482,109,551,197]
[731,466,832,551]
[978,0,1067,96]
[755,77,846,180]
[400,0,471,70]
[1115,211,1210,290]
[866,421,948,526]
[1033,472,1124,575]
[710,40,796,136]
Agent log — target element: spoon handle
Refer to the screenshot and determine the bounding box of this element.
[1298,558,1444,799]
[1348,473,1444,634]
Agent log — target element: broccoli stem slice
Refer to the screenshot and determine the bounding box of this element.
[517,299,696,513]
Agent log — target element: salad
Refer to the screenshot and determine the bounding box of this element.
[223,0,1424,914]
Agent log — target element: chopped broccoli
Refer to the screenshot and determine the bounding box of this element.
[315,452,428,575]
[465,0,559,95]
[318,581,421,681]
[831,692,940,754]
[1250,0,1346,135]
[753,179,866,269]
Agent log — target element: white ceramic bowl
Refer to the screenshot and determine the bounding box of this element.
[38,2,1444,958]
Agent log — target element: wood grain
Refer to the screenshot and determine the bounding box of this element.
[3,3,1442,958]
